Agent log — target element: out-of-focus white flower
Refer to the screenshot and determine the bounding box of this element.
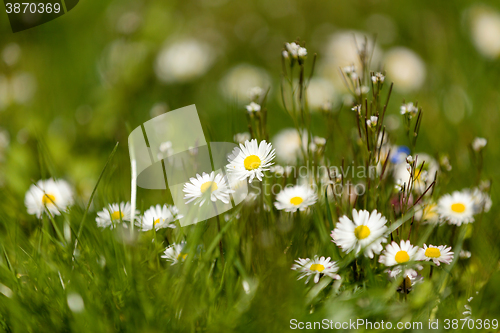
[459,250,472,259]
[313,136,326,146]
[469,7,500,59]
[285,42,307,58]
[386,267,423,293]
[355,85,369,95]
[234,132,251,144]
[2,43,21,66]
[245,102,261,113]
[155,39,215,83]
[0,72,37,110]
[25,179,74,218]
[272,128,307,164]
[400,102,419,117]
[247,86,263,101]
[306,78,336,111]
[371,72,385,83]
[220,64,270,102]
[366,116,378,128]
[67,293,84,313]
[384,47,426,93]
[162,241,188,265]
[472,137,487,151]
[351,104,361,114]
[116,11,142,35]
[282,50,289,59]
[297,47,307,59]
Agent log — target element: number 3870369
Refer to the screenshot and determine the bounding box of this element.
[5,3,61,14]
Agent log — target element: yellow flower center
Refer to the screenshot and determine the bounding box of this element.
[424,247,441,258]
[154,218,162,226]
[354,225,371,240]
[111,211,124,220]
[200,181,218,193]
[309,264,325,272]
[395,251,410,264]
[177,253,188,260]
[42,194,56,205]
[290,196,303,206]
[451,203,465,213]
[244,155,261,170]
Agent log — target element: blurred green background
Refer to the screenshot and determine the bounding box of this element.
[1,0,500,331]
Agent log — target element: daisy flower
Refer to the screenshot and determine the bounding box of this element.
[25,178,73,218]
[96,202,137,228]
[379,240,420,267]
[291,256,341,284]
[418,244,454,266]
[183,171,234,206]
[331,209,388,259]
[274,185,317,212]
[138,204,180,231]
[161,241,187,265]
[226,139,275,183]
[437,190,475,226]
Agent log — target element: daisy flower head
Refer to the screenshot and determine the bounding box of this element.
[331,209,388,259]
[437,190,475,226]
[226,139,275,183]
[138,204,180,231]
[183,171,234,206]
[418,244,454,266]
[291,256,340,284]
[25,178,73,218]
[161,241,187,265]
[274,185,317,212]
[379,240,420,267]
[96,202,137,228]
